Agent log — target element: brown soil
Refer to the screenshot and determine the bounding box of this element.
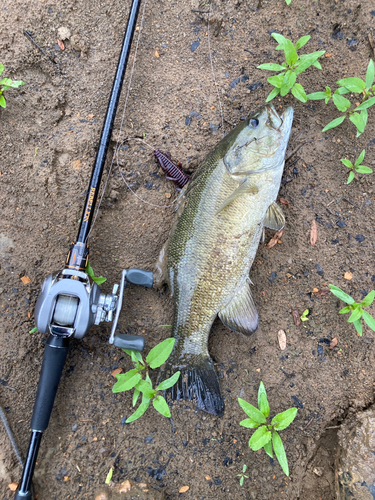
[1,0,375,499]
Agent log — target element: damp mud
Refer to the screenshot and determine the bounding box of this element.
[1,0,375,499]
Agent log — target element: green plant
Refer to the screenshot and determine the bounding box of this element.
[238,382,298,476]
[112,338,180,423]
[300,309,309,322]
[105,467,113,484]
[85,260,107,285]
[0,64,24,108]
[340,149,373,184]
[237,464,248,486]
[257,34,325,103]
[329,285,375,336]
[307,59,375,136]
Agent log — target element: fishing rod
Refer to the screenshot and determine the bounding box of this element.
[14,1,153,498]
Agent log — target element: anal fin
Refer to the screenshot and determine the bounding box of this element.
[263,202,285,230]
[219,279,258,335]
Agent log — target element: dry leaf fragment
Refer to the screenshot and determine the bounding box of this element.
[154,50,160,57]
[278,329,287,350]
[9,483,18,492]
[179,486,189,493]
[267,230,283,248]
[71,159,82,170]
[291,309,301,326]
[205,475,211,481]
[21,276,31,285]
[344,272,353,280]
[119,480,131,493]
[57,39,65,50]
[316,289,330,299]
[310,220,318,246]
[314,467,324,476]
[111,368,122,377]
[312,287,319,293]
[329,338,338,350]
[279,198,289,205]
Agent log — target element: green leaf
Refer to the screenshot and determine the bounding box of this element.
[240,476,244,486]
[153,395,171,417]
[332,94,351,112]
[124,349,144,364]
[126,394,151,423]
[340,158,353,168]
[285,0,292,5]
[295,35,311,50]
[312,60,322,70]
[294,51,325,75]
[258,382,270,417]
[29,326,38,334]
[339,306,352,314]
[354,150,366,166]
[365,59,375,90]
[322,115,346,132]
[336,87,351,95]
[347,306,363,323]
[239,418,261,429]
[271,407,298,431]
[283,39,298,66]
[0,94,6,108]
[356,166,372,174]
[337,77,366,93]
[258,63,286,71]
[0,64,4,76]
[266,87,281,102]
[249,426,272,451]
[353,319,363,336]
[349,112,366,135]
[362,311,375,332]
[280,71,296,96]
[306,91,327,100]
[85,261,107,284]
[157,371,181,390]
[136,379,157,399]
[105,467,113,484]
[0,78,13,86]
[271,33,288,47]
[264,440,273,458]
[361,291,375,307]
[291,83,307,103]
[355,96,375,111]
[347,171,355,184]
[112,369,141,393]
[268,73,285,88]
[329,285,355,304]
[238,398,267,424]
[273,431,289,476]
[132,388,140,407]
[243,465,247,473]
[146,338,175,369]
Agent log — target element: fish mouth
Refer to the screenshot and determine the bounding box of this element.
[266,104,294,133]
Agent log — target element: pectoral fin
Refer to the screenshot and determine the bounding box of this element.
[216,180,258,215]
[219,280,258,335]
[263,202,285,230]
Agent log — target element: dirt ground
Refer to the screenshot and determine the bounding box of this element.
[1,0,375,498]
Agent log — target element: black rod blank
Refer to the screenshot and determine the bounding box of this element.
[77,0,142,243]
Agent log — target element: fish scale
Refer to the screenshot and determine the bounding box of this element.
[155,104,294,416]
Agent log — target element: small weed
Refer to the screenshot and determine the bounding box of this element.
[29,327,38,334]
[238,382,298,476]
[340,149,372,184]
[237,464,248,486]
[0,64,24,108]
[112,338,180,423]
[300,309,309,322]
[257,34,325,103]
[105,467,113,484]
[85,260,107,285]
[307,59,375,136]
[329,285,375,336]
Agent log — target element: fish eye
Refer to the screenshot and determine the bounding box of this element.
[250,118,259,128]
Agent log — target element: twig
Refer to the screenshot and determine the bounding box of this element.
[23,30,62,74]
[326,199,336,207]
[244,49,256,56]
[302,416,314,431]
[368,33,375,58]
[285,139,315,163]
[191,9,209,13]
[286,156,301,169]
[343,197,360,209]
[0,404,23,466]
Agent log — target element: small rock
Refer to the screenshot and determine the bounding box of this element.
[72,424,78,432]
[269,271,277,283]
[313,467,324,476]
[118,480,131,493]
[355,234,365,242]
[315,264,324,277]
[100,448,111,458]
[57,26,71,40]
[336,220,346,228]
[190,40,200,52]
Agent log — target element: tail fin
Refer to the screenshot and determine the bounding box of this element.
[164,354,224,416]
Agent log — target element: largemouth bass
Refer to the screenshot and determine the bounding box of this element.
[155,104,294,416]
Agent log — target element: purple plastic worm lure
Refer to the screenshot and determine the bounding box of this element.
[153,149,190,189]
